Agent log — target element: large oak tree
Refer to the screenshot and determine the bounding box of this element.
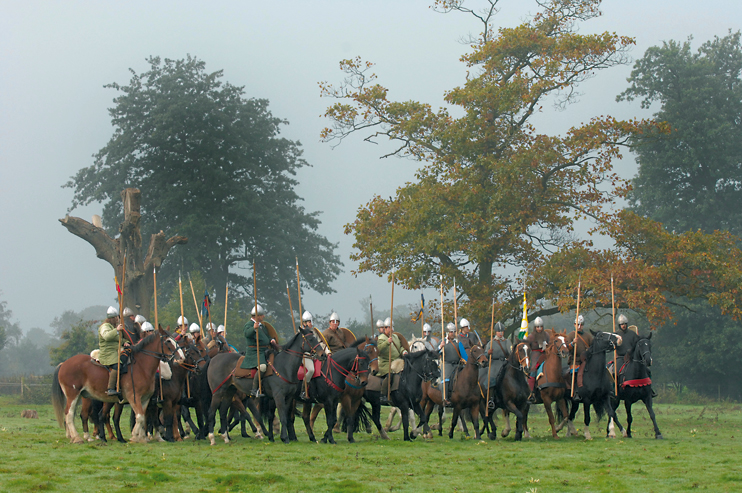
[321,0,742,332]
[65,56,341,326]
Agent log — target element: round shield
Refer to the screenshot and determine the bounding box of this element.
[314,327,330,349]
[395,333,410,352]
[264,322,280,343]
[340,327,356,345]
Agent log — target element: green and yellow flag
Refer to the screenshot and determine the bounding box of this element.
[519,292,528,339]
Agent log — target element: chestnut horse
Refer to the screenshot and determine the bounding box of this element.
[447,345,488,440]
[534,330,574,438]
[52,328,180,443]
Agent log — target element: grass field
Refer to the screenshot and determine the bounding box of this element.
[0,396,740,492]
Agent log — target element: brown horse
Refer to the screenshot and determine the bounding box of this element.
[52,328,180,443]
[536,329,574,438]
[447,345,487,440]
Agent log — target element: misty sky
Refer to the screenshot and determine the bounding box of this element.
[1,0,739,332]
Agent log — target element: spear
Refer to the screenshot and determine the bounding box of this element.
[253,260,262,396]
[187,273,204,338]
[223,282,229,339]
[611,275,618,395]
[485,297,496,417]
[453,278,458,335]
[287,281,296,334]
[295,257,303,317]
[154,266,163,401]
[178,272,185,336]
[388,269,395,401]
[571,276,582,398]
[116,251,127,394]
[440,275,446,404]
[369,296,374,336]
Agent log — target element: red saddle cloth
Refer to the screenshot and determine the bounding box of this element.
[622,377,652,388]
[297,359,322,381]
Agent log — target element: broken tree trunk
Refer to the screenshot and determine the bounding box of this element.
[60,188,187,319]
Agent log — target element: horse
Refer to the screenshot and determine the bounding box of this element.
[297,339,370,443]
[52,328,181,443]
[144,338,209,442]
[445,345,487,440]
[607,334,663,439]
[206,326,322,445]
[369,349,440,441]
[564,330,625,440]
[171,339,211,440]
[479,342,531,441]
[531,330,574,438]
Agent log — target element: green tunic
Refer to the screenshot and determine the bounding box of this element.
[241,321,272,369]
[377,333,402,377]
[98,322,122,366]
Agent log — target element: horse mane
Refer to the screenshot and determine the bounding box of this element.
[130,332,159,354]
[350,336,367,348]
[281,330,304,351]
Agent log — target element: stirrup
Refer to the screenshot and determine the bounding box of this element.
[249,389,265,398]
[527,392,536,404]
[487,399,495,410]
[299,391,310,402]
[379,396,391,406]
[572,392,582,402]
[106,388,120,397]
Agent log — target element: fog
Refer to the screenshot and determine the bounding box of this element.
[1,0,739,332]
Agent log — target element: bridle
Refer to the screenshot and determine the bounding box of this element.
[509,342,530,374]
[267,330,324,385]
[136,333,180,363]
[178,342,210,375]
[323,351,369,391]
[634,339,652,367]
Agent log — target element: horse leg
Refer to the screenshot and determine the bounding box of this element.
[321,398,338,445]
[370,393,389,440]
[64,392,84,444]
[246,397,268,439]
[643,395,663,439]
[217,399,231,443]
[173,404,183,441]
[400,403,412,442]
[469,403,481,440]
[301,400,318,442]
[309,403,323,431]
[504,401,524,441]
[448,406,460,439]
[110,403,125,443]
[604,395,624,437]
[583,402,592,440]
[129,397,148,443]
[542,397,560,439]
[206,392,222,446]
[501,408,511,438]
[80,399,92,442]
[624,400,633,438]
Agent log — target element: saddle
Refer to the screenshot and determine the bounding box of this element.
[297,359,322,381]
[233,356,258,379]
[380,373,401,395]
[89,349,130,374]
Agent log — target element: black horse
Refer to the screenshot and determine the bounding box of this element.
[479,342,531,441]
[607,334,663,439]
[295,338,370,444]
[565,330,625,440]
[363,349,440,441]
[206,327,322,445]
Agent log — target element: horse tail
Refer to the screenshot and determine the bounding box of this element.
[51,363,66,428]
[594,399,606,422]
[356,401,372,433]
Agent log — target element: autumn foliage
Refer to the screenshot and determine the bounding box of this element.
[321,0,742,332]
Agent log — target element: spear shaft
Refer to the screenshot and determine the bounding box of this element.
[571,277,582,398]
[486,297,495,417]
[287,281,296,334]
[611,275,618,395]
[224,282,229,339]
[253,260,262,395]
[116,251,127,394]
[154,266,163,401]
[388,270,395,401]
[188,273,203,338]
[440,275,445,404]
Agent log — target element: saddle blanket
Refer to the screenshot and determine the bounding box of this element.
[622,377,652,388]
[380,374,401,394]
[297,359,322,381]
[366,374,382,392]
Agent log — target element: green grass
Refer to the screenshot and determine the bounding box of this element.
[0,396,741,492]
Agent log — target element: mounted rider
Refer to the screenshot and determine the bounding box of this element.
[610,314,656,397]
[439,322,464,404]
[377,318,407,403]
[121,307,142,344]
[322,312,352,353]
[566,314,594,400]
[240,304,277,395]
[175,315,189,340]
[100,306,127,397]
[422,323,440,351]
[458,318,480,351]
[299,310,324,401]
[480,322,512,409]
[188,322,203,345]
[527,317,550,403]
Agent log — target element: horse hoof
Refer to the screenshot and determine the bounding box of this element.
[380,432,390,440]
[71,436,85,444]
[254,432,264,440]
[320,438,328,444]
[656,434,664,440]
[622,430,628,438]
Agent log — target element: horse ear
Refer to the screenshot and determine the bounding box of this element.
[590,329,597,336]
[647,332,653,340]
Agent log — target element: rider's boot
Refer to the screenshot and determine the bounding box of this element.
[527,377,537,403]
[106,368,120,397]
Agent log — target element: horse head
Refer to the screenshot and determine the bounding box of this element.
[469,345,488,367]
[635,337,653,367]
[359,339,379,374]
[182,340,210,375]
[591,330,622,353]
[549,331,570,358]
[513,342,531,373]
[297,326,325,361]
